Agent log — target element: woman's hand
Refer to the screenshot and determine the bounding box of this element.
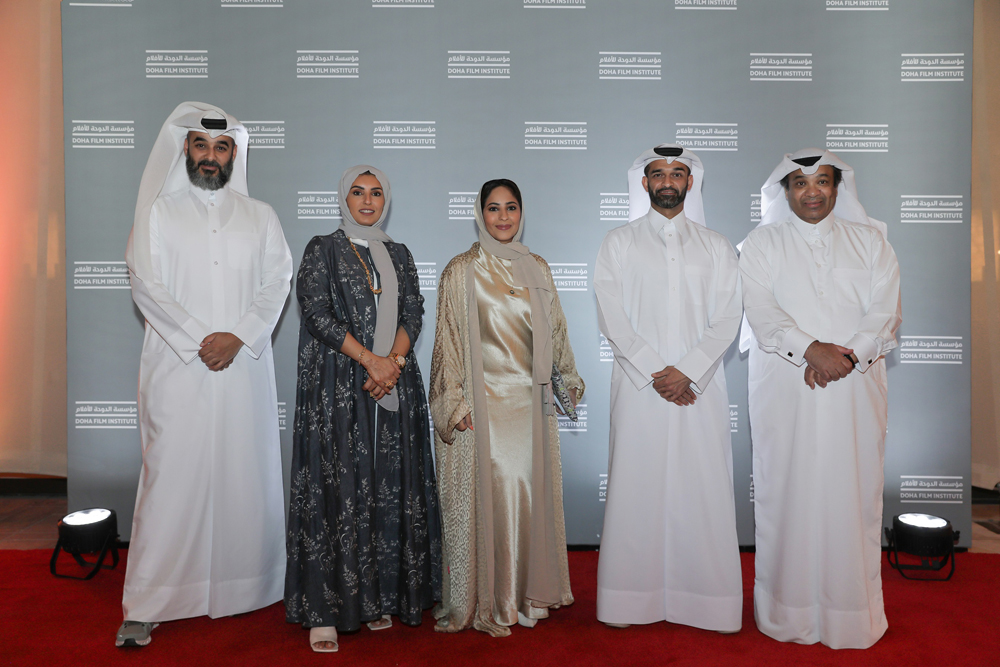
[361,354,401,393]
[454,413,473,433]
[363,377,387,400]
[555,388,579,416]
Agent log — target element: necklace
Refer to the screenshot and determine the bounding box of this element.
[349,239,382,295]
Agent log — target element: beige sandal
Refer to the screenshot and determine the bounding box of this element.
[309,626,339,653]
[367,615,392,631]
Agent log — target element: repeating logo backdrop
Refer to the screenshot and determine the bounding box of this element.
[62,0,974,545]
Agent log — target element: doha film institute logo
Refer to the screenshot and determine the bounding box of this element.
[297,191,340,221]
[416,262,438,292]
[524,122,587,150]
[899,474,963,505]
[599,52,661,80]
[898,336,963,365]
[750,52,812,82]
[675,122,737,152]
[221,0,283,6]
[244,120,285,149]
[374,121,436,149]
[67,0,133,6]
[524,0,585,7]
[297,50,359,79]
[900,52,965,82]
[899,195,963,225]
[145,50,207,79]
[826,123,888,153]
[675,0,736,8]
[448,51,510,79]
[73,262,129,289]
[74,401,137,429]
[71,120,134,149]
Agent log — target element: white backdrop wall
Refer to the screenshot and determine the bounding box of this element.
[61,0,974,546]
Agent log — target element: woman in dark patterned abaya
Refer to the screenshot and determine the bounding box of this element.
[284,165,441,653]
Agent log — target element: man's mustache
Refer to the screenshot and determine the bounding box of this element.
[198,160,222,169]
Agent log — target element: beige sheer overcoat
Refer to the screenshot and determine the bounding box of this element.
[429,243,584,636]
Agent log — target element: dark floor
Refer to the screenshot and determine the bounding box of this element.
[0,496,69,550]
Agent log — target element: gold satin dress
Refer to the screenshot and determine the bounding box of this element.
[474,248,538,626]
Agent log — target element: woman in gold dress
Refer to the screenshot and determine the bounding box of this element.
[429,179,584,636]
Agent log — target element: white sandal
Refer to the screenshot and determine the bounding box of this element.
[517,612,537,628]
[366,615,392,631]
[309,626,339,653]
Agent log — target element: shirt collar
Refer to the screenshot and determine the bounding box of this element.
[647,207,688,239]
[790,211,834,241]
[190,182,229,207]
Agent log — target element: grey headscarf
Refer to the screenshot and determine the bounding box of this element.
[337,165,399,412]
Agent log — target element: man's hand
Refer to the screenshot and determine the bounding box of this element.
[652,366,695,405]
[803,341,855,383]
[670,387,697,406]
[199,332,244,371]
[804,366,829,390]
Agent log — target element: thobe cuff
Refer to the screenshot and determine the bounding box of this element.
[779,327,815,367]
[232,313,269,359]
[845,333,879,373]
[674,347,716,394]
[169,318,210,364]
[620,343,666,390]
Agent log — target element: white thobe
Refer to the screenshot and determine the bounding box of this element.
[123,184,293,622]
[739,214,901,649]
[594,210,744,630]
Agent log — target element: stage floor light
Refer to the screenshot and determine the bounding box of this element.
[50,508,120,580]
[885,513,960,581]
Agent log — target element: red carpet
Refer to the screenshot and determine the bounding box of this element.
[2,549,998,666]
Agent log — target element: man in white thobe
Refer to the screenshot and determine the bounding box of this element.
[117,102,293,647]
[594,145,743,632]
[739,149,901,649]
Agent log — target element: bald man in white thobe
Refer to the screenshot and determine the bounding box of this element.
[594,145,743,633]
[739,149,901,649]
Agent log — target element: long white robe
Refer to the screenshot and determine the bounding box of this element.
[594,210,743,630]
[739,214,901,649]
[123,184,293,622]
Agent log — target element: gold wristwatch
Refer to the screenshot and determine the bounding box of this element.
[389,352,406,369]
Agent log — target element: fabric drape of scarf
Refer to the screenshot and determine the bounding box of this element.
[337,165,399,412]
[464,191,561,611]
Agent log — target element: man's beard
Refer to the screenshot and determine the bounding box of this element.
[647,182,687,210]
[186,153,235,191]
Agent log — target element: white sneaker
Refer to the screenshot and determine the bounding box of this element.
[115,621,157,647]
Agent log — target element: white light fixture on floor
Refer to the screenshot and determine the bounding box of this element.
[50,508,120,580]
[884,513,960,581]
